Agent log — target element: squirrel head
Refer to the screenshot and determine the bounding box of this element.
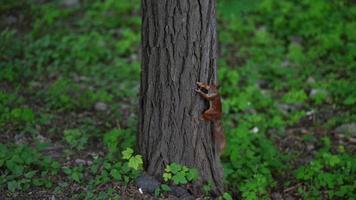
[196,82,219,94]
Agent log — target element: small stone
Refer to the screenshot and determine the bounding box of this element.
[250,127,259,134]
[36,134,48,143]
[306,76,316,84]
[285,194,296,200]
[94,102,108,112]
[348,137,356,144]
[290,36,302,44]
[271,192,283,200]
[281,59,290,67]
[73,75,89,82]
[62,0,80,8]
[15,134,27,144]
[5,16,17,24]
[306,143,315,152]
[129,54,138,61]
[306,110,314,116]
[257,79,269,89]
[136,175,160,194]
[334,123,356,136]
[309,88,328,98]
[170,186,192,198]
[258,26,267,32]
[75,159,87,165]
[299,155,314,165]
[277,103,302,114]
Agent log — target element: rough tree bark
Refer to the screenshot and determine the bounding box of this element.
[138,0,223,194]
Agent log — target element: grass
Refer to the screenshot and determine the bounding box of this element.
[0,0,355,199]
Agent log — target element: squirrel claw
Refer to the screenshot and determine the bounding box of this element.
[199,115,206,121]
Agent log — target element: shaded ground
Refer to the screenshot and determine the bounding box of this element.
[1,0,355,199]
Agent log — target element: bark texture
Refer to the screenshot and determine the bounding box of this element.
[138,0,223,194]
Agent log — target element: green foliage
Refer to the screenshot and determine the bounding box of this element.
[85,148,142,188]
[104,129,135,159]
[154,184,171,198]
[64,148,143,199]
[47,78,76,109]
[163,163,199,185]
[9,108,35,124]
[294,139,356,199]
[0,0,142,197]
[0,91,35,128]
[0,144,60,192]
[0,0,28,13]
[63,129,88,150]
[220,192,233,200]
[282,90,308,104]
[224,125,284,199]
[0,106,36,128]
[202,181,213,195]
[121,148,143,171]
[218,1,355,197]
[0,0,355,198]
[63,165,84,183]
[82,0,140,29]
[46,78,115,110]
[115,28,140,55]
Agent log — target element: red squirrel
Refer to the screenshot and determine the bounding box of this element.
[195,82,225,154]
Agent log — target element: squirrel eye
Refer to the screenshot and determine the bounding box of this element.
[201,88,209,94]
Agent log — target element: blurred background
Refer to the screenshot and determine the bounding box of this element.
[0,0,355,199]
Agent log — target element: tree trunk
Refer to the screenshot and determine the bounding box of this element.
[138,0,223,194]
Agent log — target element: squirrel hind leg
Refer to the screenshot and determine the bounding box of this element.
[199,114,209,121]
[202,110,220,121]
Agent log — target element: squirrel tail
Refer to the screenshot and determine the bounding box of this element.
[213,120,225,154]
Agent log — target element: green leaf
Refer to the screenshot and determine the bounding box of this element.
[169,163,181,174]
[163,172,172,182]
[128,155,143,170]
[7,180,19,192]
[103,129,122,151]
[165,165,171,172]
[45,179,52,188]
[186,168,199,182]
[172,171,187,185]
[71,171,81,183]
[282,90,308,104]
[203,182,212,194]
[110,169,122,181]
[6,159,24,175]
[182,166,188,172]
[154,187,161,197]
[122,148,133,160]
[32,178,44,186]
[161,184,171,192]
[223,192,233,200]
[51,161,61,172]
[63,167,72,175]
[25,170,37,178]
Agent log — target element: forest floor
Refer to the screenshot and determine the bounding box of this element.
[1,0,355,199]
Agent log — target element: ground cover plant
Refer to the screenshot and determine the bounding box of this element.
[0,0,355,199]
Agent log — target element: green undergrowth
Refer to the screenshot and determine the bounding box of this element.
[0,0,355,199]
[218,0,355,199]
[294,137,356,199]
[0,144,60,192]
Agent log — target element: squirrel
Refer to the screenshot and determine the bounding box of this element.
[195,82,226,154]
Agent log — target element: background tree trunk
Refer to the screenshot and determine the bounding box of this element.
[138,0,223,194]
